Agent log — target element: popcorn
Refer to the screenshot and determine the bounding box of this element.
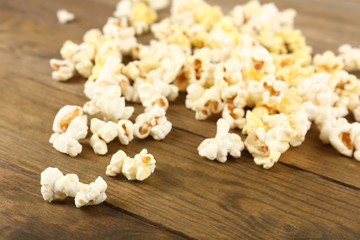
[146,0,169,11]
[57,9,75,24]
[84,56,129,99]
[117,120,134,145]
[222,104,245,129]
[49,59,75,81]
[133,105,172,140]
[84,85,134,121]
[89,118,118,155]
[106,149,156,181]
[338,44,360,71]
[198,118,244,163]
[50,105,88,157]
[129,2,158,35]
[40,167,107,208]
[137,79,178,106]
[74,177,108,208]
[313,51,344,73]
[214,59,244,91]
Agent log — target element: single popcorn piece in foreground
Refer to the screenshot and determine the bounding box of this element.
[106,149,156,181]
[49,59,75,81]
[198,118,244,163]
[57,9,75,24]
[338,44,360,71]
[133,105,172,140]
[117,120,134,145]
[49,105,88,157]
[40,167,107,208]
[89,118,118,155]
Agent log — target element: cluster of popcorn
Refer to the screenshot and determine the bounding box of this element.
[41,167,107,208]
[47,0,360,203]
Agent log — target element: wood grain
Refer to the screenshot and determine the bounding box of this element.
[1,0,360,239]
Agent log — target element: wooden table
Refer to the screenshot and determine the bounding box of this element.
[1,0,360,239]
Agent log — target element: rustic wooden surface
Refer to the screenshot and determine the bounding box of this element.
[1,0,360,239]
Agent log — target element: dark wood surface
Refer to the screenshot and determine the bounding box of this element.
[1,0,360,239]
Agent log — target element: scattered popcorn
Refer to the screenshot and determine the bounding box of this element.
[106,149,156,181]
[198,118,244,163]
[57,9,75,24]
[89,118,118,155]
[313,51,344,73]
[133,105,172,140]
[40,167,107,208]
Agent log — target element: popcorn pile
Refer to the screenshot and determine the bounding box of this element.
[44,0,360,207]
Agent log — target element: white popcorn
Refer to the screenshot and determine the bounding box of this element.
[84,85,134,122]
[106,149,156,181]
[84,57,129,99]
[133,105,172,140]
[57,9,75,24]
[198,118,244,163]
[146,0,169,10]
[313,51,344,73]
[49,59,75,81]
[222,104,245,129]
[244,126,290,169]
[297,73,339,107]
[50,105,88,157]
[89,118,118,155]
[143,94,169,112]
[74,177,108,208]
[40,167,107,208]
[114,0,132,18]
[214,59,244,91]
[117,120,134,145]
[338,44,360,71]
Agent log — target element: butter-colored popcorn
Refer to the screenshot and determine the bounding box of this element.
[84,85,134,121]
[313,51,344,73]
[198,118,244,163]
[106,149,156,181]
[83,28,103,46]
[74,177,108,208]
[50,105,88,157]
[117,120,134,145]
[338,44,360,71]
[151,19,191,47]
[89,118,118,155]
[50,59,75,81]
[129,2,157,35]
[133,105,172,140]
[57,9,75,24]
[40,167,107,208]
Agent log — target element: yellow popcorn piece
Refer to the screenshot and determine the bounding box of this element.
[130,2,157,25]
[242,110,266,135]
[194,3,223,30]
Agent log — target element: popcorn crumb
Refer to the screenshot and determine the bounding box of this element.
[57,9,75,24]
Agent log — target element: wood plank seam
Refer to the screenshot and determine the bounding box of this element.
[0,158,195,240]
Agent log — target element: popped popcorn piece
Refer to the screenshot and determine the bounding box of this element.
[313,51,344,73]
[338,44,360,71]
[106,149,156,181]
[142,94,169,112]
[244,126,289,169]
[40,167,107,208]
[222,104,245,129]
[57,9,75,24]
[49,59,75,81]
[84,56,129,99]
[84,85,134,121]
[198,118,244,163]
[50,105,88,157]
[129,2,158,35]
[74,177,108,208]
[117,120,134,145]
[133,105,172,140]
[89,118,118,155]
[146,0,169,11]
[137,79,178,106]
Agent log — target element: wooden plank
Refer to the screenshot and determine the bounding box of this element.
[0,159,188,240]
[1,74,360,239]
[1,6,360,190]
